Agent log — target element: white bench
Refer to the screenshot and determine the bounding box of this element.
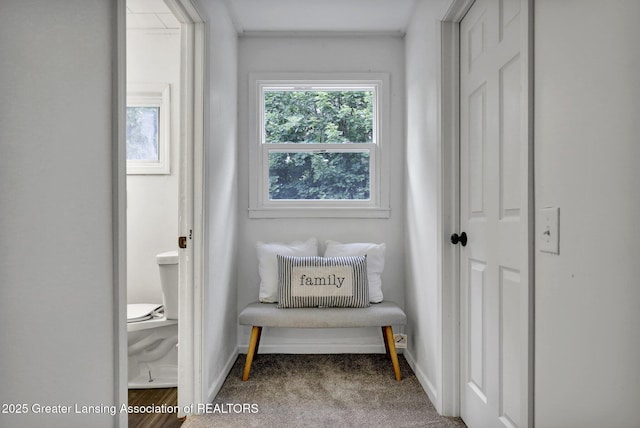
[238,301,407,381]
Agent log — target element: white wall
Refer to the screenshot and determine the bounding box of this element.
[534,1,640,426]
[194,0,240,402]
[237,35,406,352]
[404,0,454,414]
[0,1,119,427]
[126,29,181,305]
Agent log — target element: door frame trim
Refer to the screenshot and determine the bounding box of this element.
[114,0,206,423]
[164,0,206,416]
[113,1,127,426]
[439,0,534,424]
[440,0,475,416]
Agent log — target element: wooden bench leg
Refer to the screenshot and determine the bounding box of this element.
[383,326,402,381]
[254,325,262,355]
[381,327,390,358]
[242,326,262,381]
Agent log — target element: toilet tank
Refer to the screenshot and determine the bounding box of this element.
[156,250,179,320]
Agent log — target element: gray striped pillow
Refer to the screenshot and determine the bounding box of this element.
[276,255,370,309]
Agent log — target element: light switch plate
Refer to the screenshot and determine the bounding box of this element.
[539,207,560,254]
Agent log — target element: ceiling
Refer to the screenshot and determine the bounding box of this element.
[127,0,421,33]
[226,0,419,34]
[126,0,180,29]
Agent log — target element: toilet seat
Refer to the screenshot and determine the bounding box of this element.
[127,303,164,323]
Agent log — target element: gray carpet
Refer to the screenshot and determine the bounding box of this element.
[182,354,466,428]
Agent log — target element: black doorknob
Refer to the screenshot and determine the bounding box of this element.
[451,232,467,247]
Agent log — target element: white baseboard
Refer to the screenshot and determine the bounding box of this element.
[403,348,440,413]
[206,348,239,405]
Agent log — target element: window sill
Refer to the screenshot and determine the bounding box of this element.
[248,206,391,219]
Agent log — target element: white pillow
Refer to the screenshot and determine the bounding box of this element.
[256,238,318,302]
[323,240,386,303]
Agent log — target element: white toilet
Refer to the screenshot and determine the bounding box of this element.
[127,250,179,389]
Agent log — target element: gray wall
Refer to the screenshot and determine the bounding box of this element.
[196,0,240,402]
[0,0,119,427]
[534,1,640,426]
[404,0,452,412]
[126,28,181,305]
[236,35,406,353]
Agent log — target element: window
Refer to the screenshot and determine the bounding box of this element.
[126,83,170,174]
[249,73,390,218]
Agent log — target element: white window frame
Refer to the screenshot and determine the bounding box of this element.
[126,83,171,175]
[249,72,390,218]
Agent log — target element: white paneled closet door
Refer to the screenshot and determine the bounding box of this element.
[458,0,530,427]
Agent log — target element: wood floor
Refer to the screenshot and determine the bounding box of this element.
[128,388,184,428]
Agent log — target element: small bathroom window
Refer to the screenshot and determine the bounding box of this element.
[126,83,170,174]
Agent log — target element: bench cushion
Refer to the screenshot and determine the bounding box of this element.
[239,301,406,328]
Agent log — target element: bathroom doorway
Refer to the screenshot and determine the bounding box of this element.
[123,0,205,420]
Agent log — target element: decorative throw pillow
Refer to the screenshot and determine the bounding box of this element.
[256,238,318,303]
[323,240,386,303]
[277,255,370,309]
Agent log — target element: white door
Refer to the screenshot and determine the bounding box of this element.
[459,0,530,427]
